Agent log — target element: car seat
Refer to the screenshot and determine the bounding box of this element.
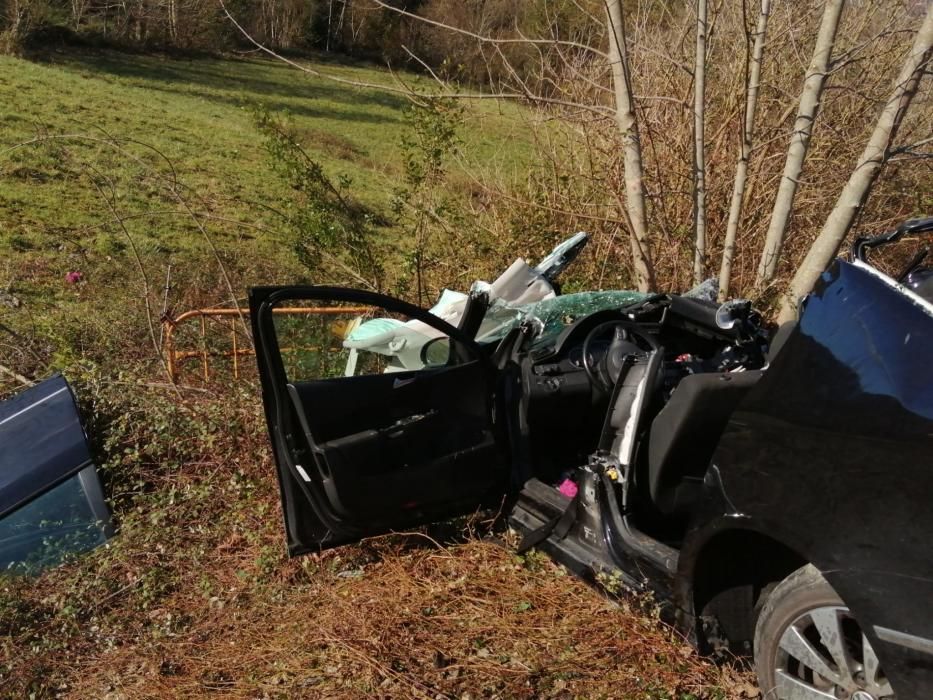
[646,370,762,515]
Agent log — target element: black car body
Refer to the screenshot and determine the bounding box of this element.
[252,218,933,699]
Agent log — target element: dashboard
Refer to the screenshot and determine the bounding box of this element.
[509,296,768,483]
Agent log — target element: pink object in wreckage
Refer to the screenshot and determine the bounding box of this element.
[557,478,578,499]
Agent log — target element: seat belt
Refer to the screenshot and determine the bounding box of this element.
[516,491,580,554]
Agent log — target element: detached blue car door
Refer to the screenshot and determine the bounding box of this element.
[0,375,113,572]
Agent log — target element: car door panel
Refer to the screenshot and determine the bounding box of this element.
[285,360,501,521]
[286,363,488,444]
[251,286,509,553]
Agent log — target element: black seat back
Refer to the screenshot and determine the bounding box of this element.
[647,370,762,514]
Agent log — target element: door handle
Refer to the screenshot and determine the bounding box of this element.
[380,410,437,438]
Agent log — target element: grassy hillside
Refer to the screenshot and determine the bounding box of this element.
[0,51,749,698]
[1,50,532,250]
[0,49,538,384]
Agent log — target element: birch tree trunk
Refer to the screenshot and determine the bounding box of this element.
[70,0,88,30]
[755,0,845,290]
[780,3,933,322]
[168,0,177,43]
[719,0,771,299]
[606,0,655,292]
[326,0,334,52]
[693,0,709,285]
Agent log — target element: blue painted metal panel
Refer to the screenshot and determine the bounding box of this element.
[0,375,94,518]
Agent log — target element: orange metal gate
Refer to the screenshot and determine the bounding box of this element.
[161,306,369,383]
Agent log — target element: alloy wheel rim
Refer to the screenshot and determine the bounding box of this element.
[773,605,894,700]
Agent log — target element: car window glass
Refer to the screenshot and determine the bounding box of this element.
[271,299,463,383]
[0,471,107,573]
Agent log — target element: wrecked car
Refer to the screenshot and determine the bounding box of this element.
[251,218,933,699]
[0,375,113,573]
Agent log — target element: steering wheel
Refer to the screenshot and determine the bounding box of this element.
[581,321,659,393]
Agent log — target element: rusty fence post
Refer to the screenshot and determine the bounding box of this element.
[161,306,369,384]
[163,316,177,383]
[198,314,208,382]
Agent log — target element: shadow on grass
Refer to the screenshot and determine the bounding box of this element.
[36,48,409,125]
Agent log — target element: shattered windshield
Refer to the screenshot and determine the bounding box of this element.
[476,290,649,347]
[473,279,723,348]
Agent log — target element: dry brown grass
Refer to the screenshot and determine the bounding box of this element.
[65,540,749,699]
[0,382,754,700]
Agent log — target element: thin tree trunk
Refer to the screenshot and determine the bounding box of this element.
[10,0,23,39]
[756,0,845,290]
[71,0,84,30]
[719,0,771,299]
[780,3,933,322]
[693,0,709,285]
[134,0,146,43]
[326,0,334,52]
[605,0,655,292]
[168,0,177,43]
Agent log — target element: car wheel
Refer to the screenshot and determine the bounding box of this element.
[754,564,895,700]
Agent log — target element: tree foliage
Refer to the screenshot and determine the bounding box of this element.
[254,105,384,289]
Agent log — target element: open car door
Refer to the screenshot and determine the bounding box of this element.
[251,286,510,554]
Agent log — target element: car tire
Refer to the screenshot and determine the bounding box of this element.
[754,564,895,699]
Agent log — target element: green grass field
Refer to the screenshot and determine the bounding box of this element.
[1,49,533,250]
[0,50,534,263]
[0,49,537,380]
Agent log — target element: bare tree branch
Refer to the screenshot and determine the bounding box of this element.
[756,0,846,290]
[85,163,179,392]
[720,0,771,298]
[219,0,614,115]
[0,363,32,387]
[781,3,933,321]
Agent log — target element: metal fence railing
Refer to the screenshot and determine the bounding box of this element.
[161,306,369,384]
